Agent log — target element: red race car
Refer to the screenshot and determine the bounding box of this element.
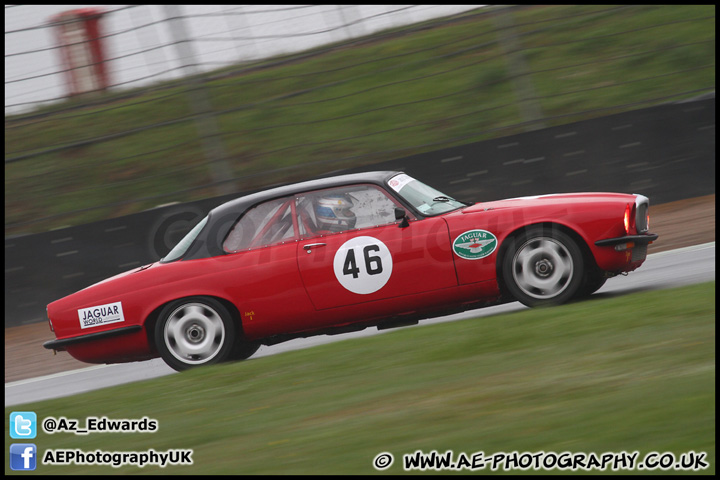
[44,171,658,371]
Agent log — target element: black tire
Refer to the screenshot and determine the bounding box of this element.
[575,266,608,299]
[229,340,260,361]
[155,297,237,371]
[502,226,585,307]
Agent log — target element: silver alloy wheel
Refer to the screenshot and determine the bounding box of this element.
[511,237,574,300]
[163,302,225,365]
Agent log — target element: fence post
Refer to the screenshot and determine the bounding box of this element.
[337,5,363,41]
[162,5,236,196]
[493,6,545,131]
[225,6,258,61]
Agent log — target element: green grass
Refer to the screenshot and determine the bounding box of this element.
[5,282,715,474]
[4,5,715,236]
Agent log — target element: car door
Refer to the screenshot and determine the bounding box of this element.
[295,184,458,310]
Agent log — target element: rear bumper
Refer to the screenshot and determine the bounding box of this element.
[43,325,142,351]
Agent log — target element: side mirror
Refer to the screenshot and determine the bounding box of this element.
[395,208,410,228]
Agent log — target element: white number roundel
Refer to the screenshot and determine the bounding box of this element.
[333,236,393,294]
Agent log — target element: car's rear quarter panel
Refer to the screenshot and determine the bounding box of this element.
[48,244,318,362]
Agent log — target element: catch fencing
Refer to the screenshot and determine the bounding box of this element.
[4,95,714,327]
[5,5,715,236]
[4,5,716,326]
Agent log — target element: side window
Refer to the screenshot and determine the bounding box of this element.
[296,185,400,238]
[223,197,295,252]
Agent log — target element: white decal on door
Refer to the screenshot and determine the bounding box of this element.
[333,236,393,294]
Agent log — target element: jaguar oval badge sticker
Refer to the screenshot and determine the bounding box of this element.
[453,229,498,260]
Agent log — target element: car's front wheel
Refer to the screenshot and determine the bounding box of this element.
[156,297,237,371]
[502,227,585,307]
[576,266,608,299]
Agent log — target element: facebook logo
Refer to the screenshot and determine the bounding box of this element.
[10,411,37,439]
[10,444,37,471]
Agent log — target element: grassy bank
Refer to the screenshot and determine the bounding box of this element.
[4,5,715,235]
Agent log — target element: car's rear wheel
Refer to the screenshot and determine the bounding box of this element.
[156,297,237,371]
[502,227,585,307]
[230,341,260,360]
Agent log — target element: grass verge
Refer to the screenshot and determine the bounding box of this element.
[5,282,715,474]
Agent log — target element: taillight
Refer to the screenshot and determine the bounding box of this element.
[624,203,631,234]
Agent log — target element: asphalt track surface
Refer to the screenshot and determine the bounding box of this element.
[5,242,715,407]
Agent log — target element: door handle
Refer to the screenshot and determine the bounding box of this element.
[303,243,326,253]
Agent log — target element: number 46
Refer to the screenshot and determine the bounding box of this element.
[343,245,383,278]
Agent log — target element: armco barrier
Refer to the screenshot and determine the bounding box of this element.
[5,97,714,327]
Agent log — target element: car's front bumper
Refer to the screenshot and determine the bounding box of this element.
[594,233,658,267]
[594,233,659,248]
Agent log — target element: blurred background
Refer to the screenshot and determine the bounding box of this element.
[5,5,714,236]
[4,9,715,470]
[4,5,715,327]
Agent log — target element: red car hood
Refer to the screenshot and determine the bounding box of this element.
[461,192,636,213]
[78,262,155,290]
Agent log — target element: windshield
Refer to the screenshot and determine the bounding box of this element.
[161,215,209,263]
[387,173,466,216]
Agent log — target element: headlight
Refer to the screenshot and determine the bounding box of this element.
[634,194,650,233]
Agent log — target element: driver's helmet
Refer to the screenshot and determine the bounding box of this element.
[315,193,357,231]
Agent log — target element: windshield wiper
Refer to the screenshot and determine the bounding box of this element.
[432,195,473,207]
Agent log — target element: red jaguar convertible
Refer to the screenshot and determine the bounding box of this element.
[45,171,657,370]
